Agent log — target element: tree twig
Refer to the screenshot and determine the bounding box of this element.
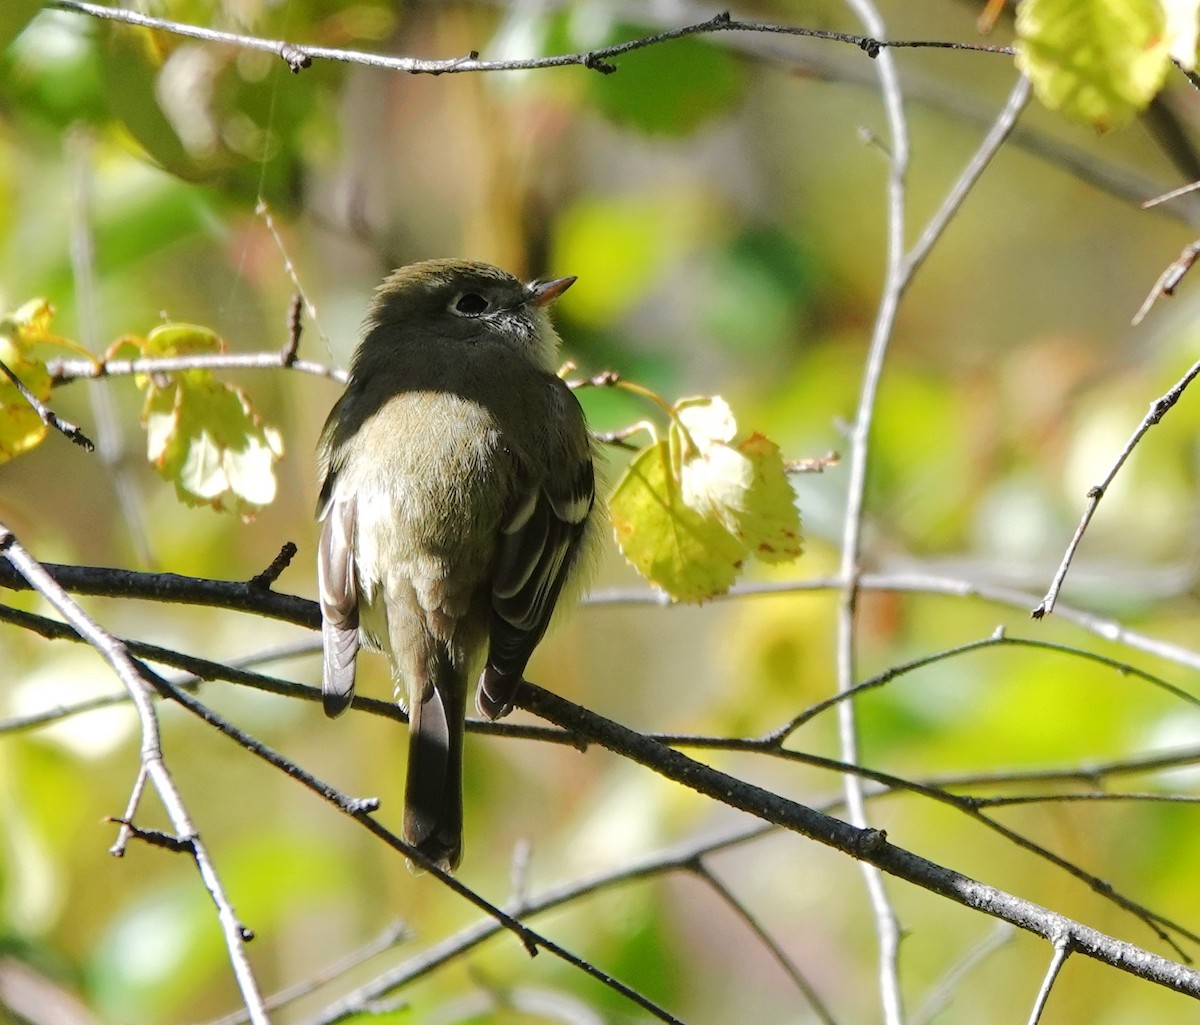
[1032,357,1200,619]
[0,522,268,1024]
[0,356,94,450]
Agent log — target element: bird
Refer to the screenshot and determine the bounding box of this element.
[315,258,600,871]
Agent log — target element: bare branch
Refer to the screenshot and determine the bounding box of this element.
[0,356,94,450]
[1032,358,1200,618]
[1132,240,1200,324]
[47,349,347,385]
[0,522,269,1023]
[47,2,1012,79]
[1027,939,1072,1025]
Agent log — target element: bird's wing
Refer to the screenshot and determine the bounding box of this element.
[318,491,359,717]
[479,437,594,720]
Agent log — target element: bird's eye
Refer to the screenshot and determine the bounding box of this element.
[452,292,489,316]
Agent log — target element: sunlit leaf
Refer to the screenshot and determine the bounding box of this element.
[124,323,284,518]
[1015,0,1169,129]
[610,436,745,603]
[609,396,802,602]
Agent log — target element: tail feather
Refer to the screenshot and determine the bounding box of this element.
[403,656,465,871]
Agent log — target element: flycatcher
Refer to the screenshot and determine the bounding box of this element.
[316,258,599,871]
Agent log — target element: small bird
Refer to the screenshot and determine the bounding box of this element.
[316,258,599,871]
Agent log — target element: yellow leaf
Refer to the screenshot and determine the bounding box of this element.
[0,301,58,463]
[1016,0,1169,130]
[610,396,803,602]
[610,439,744,603]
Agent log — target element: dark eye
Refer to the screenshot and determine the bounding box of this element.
[453,292,489,315]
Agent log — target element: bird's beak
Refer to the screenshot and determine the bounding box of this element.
[527,275,577,307]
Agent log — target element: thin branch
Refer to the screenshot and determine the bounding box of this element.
[1027,939,1071,1025]
[970,791,1200,809]
[47,2,1013,78]
[836,0,911,1017]
[47,349,346,386]
[0,523,268,1024]
[1032,357,1200,618]
[587,570,1200,673]
[0,559,319,626]
[767,630,1200,745]
[903,73,1032,279]
[1131,241,1200,325]
[0,356,94,450]
[140,665,685,1025]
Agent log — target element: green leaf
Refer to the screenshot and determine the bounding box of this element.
[610,436,745,603]
[609,396,802,602]
[127,323,284,518]
[1016,0,1170,130]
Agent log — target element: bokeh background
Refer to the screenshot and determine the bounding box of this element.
[4,1,1200,1023]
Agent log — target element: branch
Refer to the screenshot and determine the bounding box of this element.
[47,3,1012,78]
[137,665,685,1025]
[0,522,269,1023]
[0,356,94,450]
[47,349,346,386]
[1032,357,1200,618]
[516,683,1200,997]
[835,0,921,1015]
[0,558,318,626]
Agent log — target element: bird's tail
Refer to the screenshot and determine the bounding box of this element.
[403,653,465,872]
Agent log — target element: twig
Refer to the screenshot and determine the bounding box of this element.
[1027,939,1071,1025]
[1032,357,1200,618]
[141,665,685,1025]
[47,349,346,385]
[904,74,1032,280]
[0,356,94,450]
[282,294,303,367]
[765,630,1200,744]
[835,0,911,1017]
[47,2,1013,78]
[108,764,148,856]
[249,542,298,589]
[0,522,268,1024]
[1132,240,1200,325]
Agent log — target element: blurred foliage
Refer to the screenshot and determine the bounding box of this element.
[3,2,1200,1024]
